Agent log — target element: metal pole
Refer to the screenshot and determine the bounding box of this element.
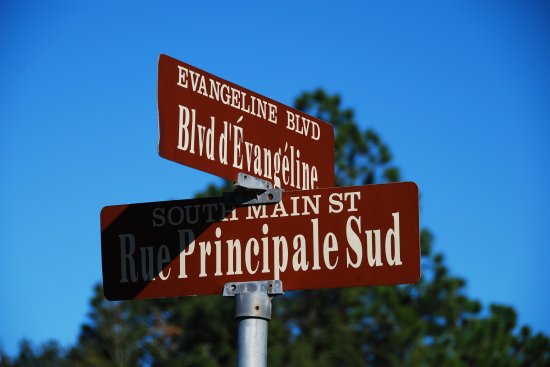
[224,280,284,367]
[235,291,270,367]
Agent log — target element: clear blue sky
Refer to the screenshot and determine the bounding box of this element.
[1,0,549,356]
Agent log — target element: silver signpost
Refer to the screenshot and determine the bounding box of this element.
[223,280,284,367]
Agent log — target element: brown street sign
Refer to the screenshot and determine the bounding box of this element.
[158,54,335,190]
[101,182,420,300]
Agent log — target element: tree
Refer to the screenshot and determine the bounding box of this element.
[65,284,148,367]
[1,340,69,367]
[4,89,549,366]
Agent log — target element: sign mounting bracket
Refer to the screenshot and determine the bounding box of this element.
[223,173,282,206]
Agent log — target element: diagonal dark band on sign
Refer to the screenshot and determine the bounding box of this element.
[101,197,244,300]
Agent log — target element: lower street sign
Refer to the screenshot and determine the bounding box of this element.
[101,182,420,300]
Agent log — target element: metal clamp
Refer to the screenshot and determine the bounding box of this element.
[223,280,284,297]
[223,173,282,206]
[234,173,273,190]
[223,280,284,320]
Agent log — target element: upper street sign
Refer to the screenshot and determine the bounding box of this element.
[101,182,420,300]
[158,54,335,190]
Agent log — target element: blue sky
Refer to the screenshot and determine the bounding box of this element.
[1,0,549,356]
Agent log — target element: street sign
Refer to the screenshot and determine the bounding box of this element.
[101,182,420,300]
[158,54,335,190]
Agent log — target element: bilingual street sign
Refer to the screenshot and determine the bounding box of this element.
[101,182,420,301]
[158,54,335,190]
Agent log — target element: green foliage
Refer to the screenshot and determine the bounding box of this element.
[1,340,69,367]
[4,89,549,366]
